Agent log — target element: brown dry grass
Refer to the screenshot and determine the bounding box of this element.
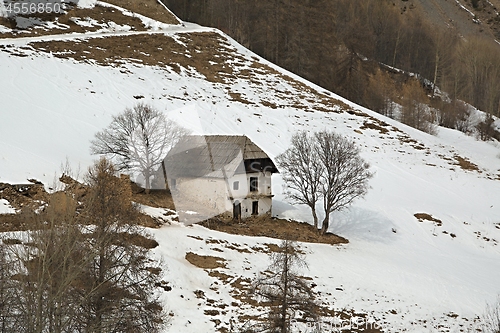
[453,155,480,172]
[200,215,348,245]
[0,4,150,38]
[104,0,179,24]
[185,252,227,269]
[0,0,179,38]
[67,5,147,30]
[117,232,159,249]
[208,270,232,282]
[7,28,352,113]
[0,212,31,232]
[0,17,14,29]
[0,183,48,211]
[360,121,390,134]
[24,32,240,83]
[132,189,176,210]
[414,213,442,226]
[130,185,178,227]
[0,183,49,231]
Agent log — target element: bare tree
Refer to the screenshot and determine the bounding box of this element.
[76,158,165,333]
[438,99,472,133]
[276,132,323,229]
[315,131,373,235]
[277,131,372,234]
[0,240,20,333]
[0,159,166,333]
[400,79,436,135]
[0,210,88,333]
[364,68,396,117]
[90,103,190,193]
[476,114,500,142]
[250,240,317,333]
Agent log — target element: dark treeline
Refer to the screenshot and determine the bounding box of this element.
[163,0,500,134]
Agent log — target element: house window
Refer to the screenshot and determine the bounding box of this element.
[252,201,259,215]
[233,181,239,191]
[250,177,258,192]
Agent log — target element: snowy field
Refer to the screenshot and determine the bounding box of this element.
[1,8,500,332]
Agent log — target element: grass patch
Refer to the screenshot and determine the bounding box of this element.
[199,215,348,245]
[104,0,180,25]
[185,252,227,269]
[360,121,390,134]
[414,213,442,226]
[117,232,159,249]
[0,3,148,37]
[454,155,480,172]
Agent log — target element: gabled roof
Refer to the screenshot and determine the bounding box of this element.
[164,135,278,178]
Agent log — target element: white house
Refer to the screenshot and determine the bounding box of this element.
[162,135,278,220]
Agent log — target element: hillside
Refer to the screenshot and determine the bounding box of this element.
[404,0,500,39]
[1,1,500,332]
[163,0,500,136]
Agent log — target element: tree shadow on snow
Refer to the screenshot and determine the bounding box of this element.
[330,207,398,243]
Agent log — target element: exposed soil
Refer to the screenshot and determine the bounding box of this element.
[453,155,480,172]
[185,252,227,269]
[1,26,351,114]
[199,215,349,245]
[0,0,179,38]
[414,212,443,226]
[1,176,347,246]
[116,231,159,249]
[132,188,176,210]
[0,3,147,38]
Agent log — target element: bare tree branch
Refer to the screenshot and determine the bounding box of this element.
[277,130,373,235]
[276,132,323,229]
[90,103,190,192]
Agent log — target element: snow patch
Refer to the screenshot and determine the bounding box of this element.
[0,199,15,214]
[137,203,179,224]
[77,0,97,9]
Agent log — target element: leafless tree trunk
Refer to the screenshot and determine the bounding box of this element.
[315,131,373,235]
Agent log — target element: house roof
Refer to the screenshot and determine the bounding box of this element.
[164,135,278,178]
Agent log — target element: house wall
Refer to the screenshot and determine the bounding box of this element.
[171,177,229,216]
[229,171,273,218]
[171,170,274,219]
[228,171,272,199]
[237,197,272,219]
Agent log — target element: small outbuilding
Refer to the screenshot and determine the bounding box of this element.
[162,135,278,220]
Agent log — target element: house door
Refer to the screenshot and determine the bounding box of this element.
[252,201,259,215]
[233,201,241,221]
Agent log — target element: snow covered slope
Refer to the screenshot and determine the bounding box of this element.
[1,3,500,332]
